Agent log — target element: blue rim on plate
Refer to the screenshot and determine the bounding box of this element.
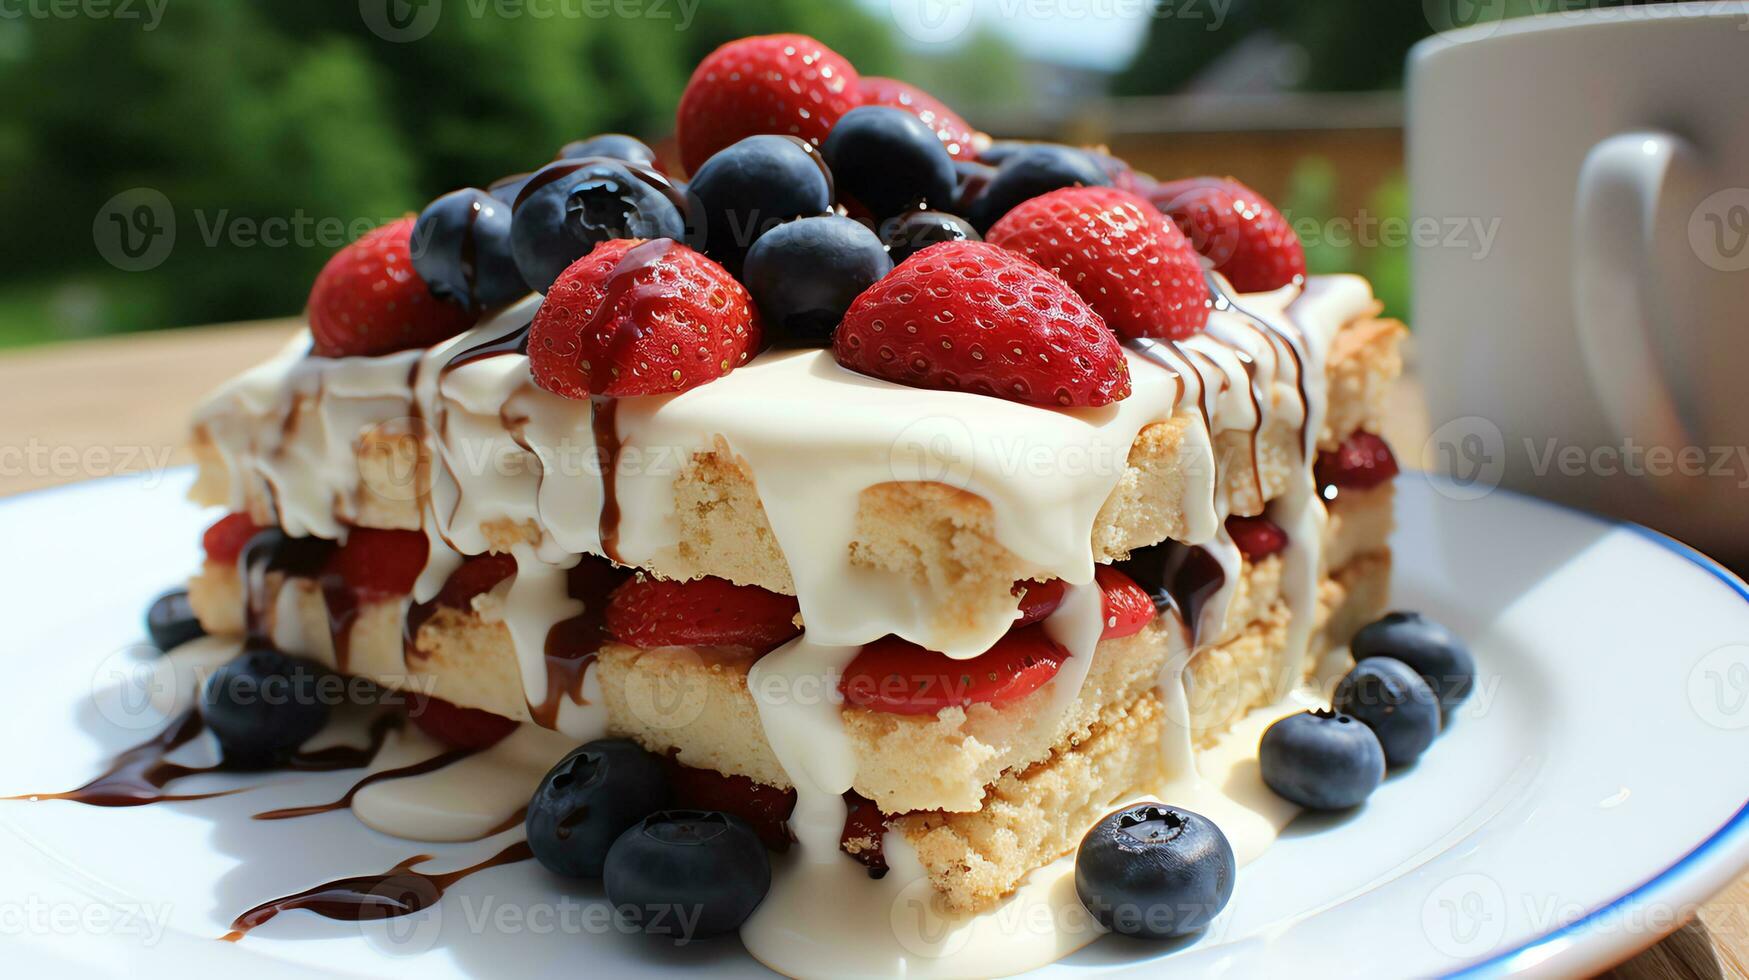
[1448,514,1749,978]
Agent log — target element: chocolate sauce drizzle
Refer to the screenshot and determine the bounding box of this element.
[529,556,628,729]
[591,397,623,564]
[6,710,402,808]
[252,746,475,822]
[221,841,533,942]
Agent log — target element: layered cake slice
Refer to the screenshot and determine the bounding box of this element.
[178,32,1413,974]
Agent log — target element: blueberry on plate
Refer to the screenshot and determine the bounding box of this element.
[201,647,334,768]
[1332,657,1441,767]
[558,133,659,169]
[968,144,1110,232]
[605,809,769,942]
[1075,803,1234,940]
[822,106,956,222]
[1352,611,1475,717]
[882,210,979,266]
[145,588,204,652]
[684,135,834,274]
[412,188,527,311]
[743,215,892,347]
[526,739,670,879]
[510,158,686,293]
[1259,709,1385,810]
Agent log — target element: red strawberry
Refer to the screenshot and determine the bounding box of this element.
[986,186,1210,340]
[664,756,797,851]
[676,34,861,175]
[833,241,1131,407]
[1315,431,1400,493]
[1148,177,1305,293]
[839,625,1068,715]
[1225,514,1289,561]
[858,76,982,161]
[308,217,477,358]
[1095,564,1155,639]
[604,574,801,651]
[406,693,517,751]
[528,238,760,399]
[1013,578,1067,628]
[202,513,263,566]
[324,528,428,597]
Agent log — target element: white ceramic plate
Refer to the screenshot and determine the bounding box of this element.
[1,470,1746,979]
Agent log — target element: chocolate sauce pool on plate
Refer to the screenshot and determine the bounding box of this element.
[221,840,533,941]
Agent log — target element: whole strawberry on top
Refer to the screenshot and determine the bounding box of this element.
[1148,177,1306,293]
[308,217,478,358]
[676,34,861,175]
[529,238,760,399]
[833,241,1131,407]
[987,186,1209,341]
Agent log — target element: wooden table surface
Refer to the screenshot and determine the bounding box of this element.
[0,324,1744,978]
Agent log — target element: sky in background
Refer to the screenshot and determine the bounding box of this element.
[861,0,1162,69]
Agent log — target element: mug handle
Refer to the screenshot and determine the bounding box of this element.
[1571,131,1698,492]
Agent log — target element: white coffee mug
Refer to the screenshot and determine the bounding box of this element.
[1409,4,1749,565]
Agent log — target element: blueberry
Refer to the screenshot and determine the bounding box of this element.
[685,135,834,274]
[145,588,204,652]
[743,215,891,347]
[201,647,334,768]
[951,160,997,215]
[1332,657,1441,767]
[968,144,1110,232]
[510,158,687,293]
[558,133,659,169]
[411,188,526,311]
[1259,709,1385,810]
[488,172,532,204]
[1075,803,1234,940]
[605,809,769,942]
[882,210,979,266]
[526,738,670,879]
[1352,611,1475,717]
[973,140,1035,166]
[821,106,956,222]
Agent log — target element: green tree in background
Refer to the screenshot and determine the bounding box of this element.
[0,0,915,344]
